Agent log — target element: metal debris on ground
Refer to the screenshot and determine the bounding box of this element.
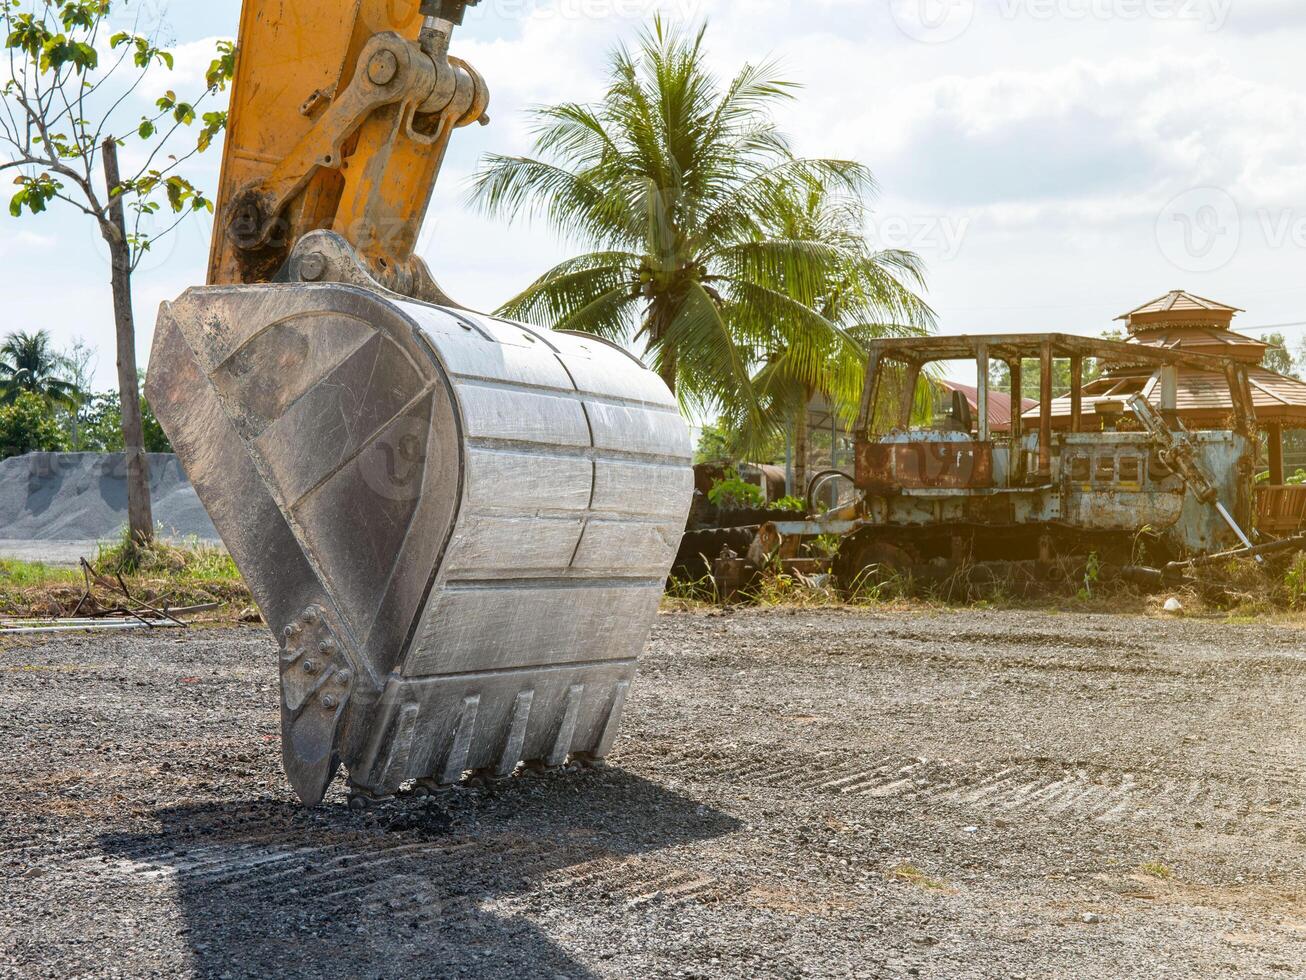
[1124,532,1306,592]
[0,556,223,635]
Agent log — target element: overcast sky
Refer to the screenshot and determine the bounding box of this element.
[4,0,1306,390]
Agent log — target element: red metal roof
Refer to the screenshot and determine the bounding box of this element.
[940,380,1037,432]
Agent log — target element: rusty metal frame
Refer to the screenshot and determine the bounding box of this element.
[857,333,1258,436]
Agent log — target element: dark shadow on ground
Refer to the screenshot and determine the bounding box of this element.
[98,769,739,979]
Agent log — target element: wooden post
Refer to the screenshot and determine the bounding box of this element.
[1160,365,1179,421]
[1009,358,1024,483]
[1069,354,1083,434]
[1269,421,1286,485]
[1038,340,1053,479]
[976,344,990,443]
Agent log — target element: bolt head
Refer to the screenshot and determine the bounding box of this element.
[230,200,262,244]
[319,640,336,655]
[321,694,339,710]
[302,607,320,625]
[367,49,399,86]
[302,660,318,674]
[299,251,328,282]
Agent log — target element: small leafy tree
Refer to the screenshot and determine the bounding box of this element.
[0,0,233,541]
[57,335,96,448]
[707,469,765,511]
[1262,331,1298,379]
[0,391,69,459]
[78,388,170,452]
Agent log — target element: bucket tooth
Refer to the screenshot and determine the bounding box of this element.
[379,703,422,790]
[440,695,481,786]
[593,680,632,761]
[497,690,535,778]
[147,282,693,805]
[547,685,586,768]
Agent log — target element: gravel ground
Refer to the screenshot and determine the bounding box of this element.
[2,608,1306,979]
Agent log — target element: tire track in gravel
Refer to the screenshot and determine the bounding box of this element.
[643,748,1306,837]
[68,825,744,918]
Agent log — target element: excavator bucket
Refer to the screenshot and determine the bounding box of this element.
[146,283,692,805]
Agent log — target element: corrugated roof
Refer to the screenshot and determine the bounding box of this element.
[1131,327,1267,349]
[939,380,1036,431]
[1129,326,1269,363]
[1117,290,1244,320]
[1030,365,1306,427]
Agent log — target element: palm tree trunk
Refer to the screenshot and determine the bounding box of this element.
[102,139,154,545]
[659,352,677,395]
[794,387,810,499]
[649,302,677,395]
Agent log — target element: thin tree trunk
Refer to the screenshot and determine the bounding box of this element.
[794,386,810,499]
[102,139,153,545]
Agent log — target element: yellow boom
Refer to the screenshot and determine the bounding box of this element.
[209,0,488,301]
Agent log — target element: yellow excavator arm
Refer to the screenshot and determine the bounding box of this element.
[146,0,693,808]
[210,0,488,301]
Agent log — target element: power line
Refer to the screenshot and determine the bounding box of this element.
[1239,321,1306,333]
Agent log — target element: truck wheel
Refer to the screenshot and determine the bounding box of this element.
[834,536,913,596]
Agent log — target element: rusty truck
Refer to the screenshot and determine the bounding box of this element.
[725,333,1261,591]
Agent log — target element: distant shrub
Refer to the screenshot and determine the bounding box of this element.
[772,495,807,513]
[0,392,68,460]
[1284,553,1306,609]
[708,469,765,511]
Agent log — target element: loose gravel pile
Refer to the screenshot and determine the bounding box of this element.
[2,608,1306,978]
[0,453,217,543]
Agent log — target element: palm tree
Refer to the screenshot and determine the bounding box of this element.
[470,18,871,427]
[0,330,79,409]
[743,188,935,493]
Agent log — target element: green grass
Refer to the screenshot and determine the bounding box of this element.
[890,862,951,892]
[1139,860,1173,880]
[0,530,249,621]
[0,559,81,588]
[95,530,242,582]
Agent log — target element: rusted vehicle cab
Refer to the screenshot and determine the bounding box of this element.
[844,334,1257,564]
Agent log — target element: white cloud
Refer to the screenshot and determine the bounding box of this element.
[6,1,1306,389]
